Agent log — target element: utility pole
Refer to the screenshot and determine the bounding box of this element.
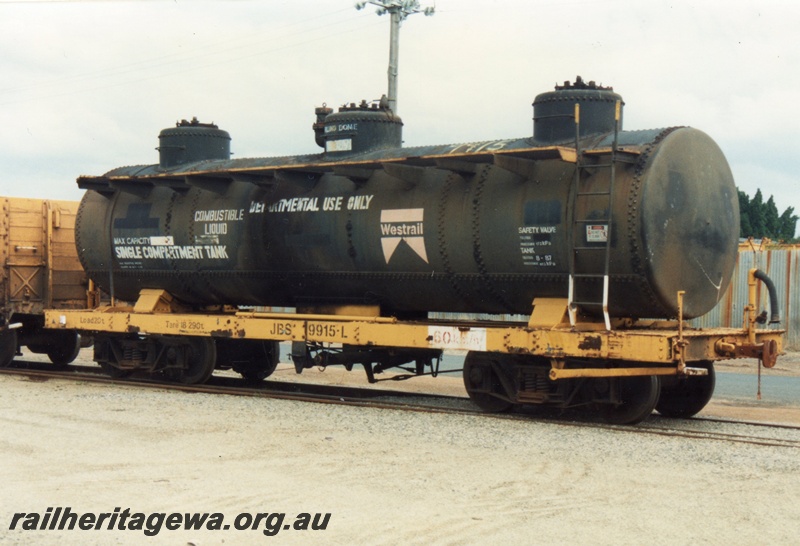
[355,1,434,114]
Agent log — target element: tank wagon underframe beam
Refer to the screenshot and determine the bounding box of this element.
[44,292,782,380]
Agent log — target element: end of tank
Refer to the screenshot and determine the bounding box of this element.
[638,127,739,318]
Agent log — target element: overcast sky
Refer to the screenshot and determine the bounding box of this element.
[1,0,797,235]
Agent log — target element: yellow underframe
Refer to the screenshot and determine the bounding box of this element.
[44,290,784,380]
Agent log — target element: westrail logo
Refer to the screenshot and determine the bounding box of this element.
[380,209,428,264]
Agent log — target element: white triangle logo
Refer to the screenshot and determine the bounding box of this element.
[380,209,428,264]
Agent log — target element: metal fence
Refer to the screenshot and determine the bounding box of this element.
[690,245,799,351]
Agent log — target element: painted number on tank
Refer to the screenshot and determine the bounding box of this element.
[306,322,348,340]
[447,139,514,155]
[427,326,487,351]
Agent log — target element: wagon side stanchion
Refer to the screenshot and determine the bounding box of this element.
[675,290,687,374]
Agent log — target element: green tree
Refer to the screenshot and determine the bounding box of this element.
[738,190,753,238]
[737,188,799,241]
[778,206,798,241]
[749,189,766,237]
[764,196,780,238]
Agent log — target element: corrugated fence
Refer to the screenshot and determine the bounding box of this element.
[691,245,799,351]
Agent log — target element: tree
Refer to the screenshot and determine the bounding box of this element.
[737,188,799,242]
[764,196,780,238]
[738,191,753,238]
[748,189,766,237]
[778,207,798,241]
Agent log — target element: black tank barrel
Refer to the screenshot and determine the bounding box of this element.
[75,79,739,319]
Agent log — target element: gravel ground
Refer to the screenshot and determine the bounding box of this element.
[2,350,799,545]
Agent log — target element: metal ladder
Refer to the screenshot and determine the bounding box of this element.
[567,101,622,330]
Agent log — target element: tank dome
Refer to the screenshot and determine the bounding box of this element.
[157,118,231,169]
[318,98,403,154]
[533,76,624,144]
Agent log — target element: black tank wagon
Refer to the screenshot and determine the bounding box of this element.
[42,77,782,424]
[76,79,738,321]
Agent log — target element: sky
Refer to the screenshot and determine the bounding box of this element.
[1,0,798,236]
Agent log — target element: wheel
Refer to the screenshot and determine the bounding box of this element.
[0,329,17,367]
[463,352,514,413]
[602,375,660,425]
[656,361,716,418]
[231,340,280,382]
[175,337,217,385]
[235,341,279,381]
[46,331,81,366]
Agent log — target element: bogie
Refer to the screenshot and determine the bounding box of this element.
[462,352,662,424]
[93,335,217,385]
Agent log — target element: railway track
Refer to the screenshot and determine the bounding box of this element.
[2,362,799,450]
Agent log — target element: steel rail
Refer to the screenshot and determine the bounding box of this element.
[1,365,799,450]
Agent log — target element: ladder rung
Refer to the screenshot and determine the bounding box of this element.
[574,218,610,224]
[570,301,604,307]
[571,273,605,278]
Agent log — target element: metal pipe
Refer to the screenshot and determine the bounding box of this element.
[753,269,781,323]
